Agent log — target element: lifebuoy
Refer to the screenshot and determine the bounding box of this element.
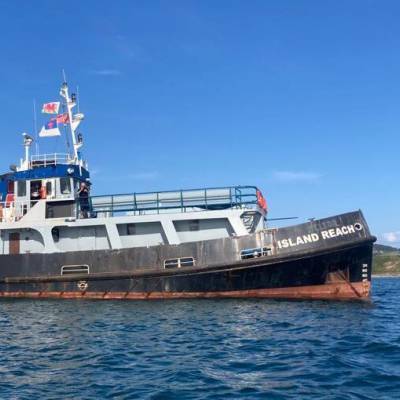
[5,193,14,208]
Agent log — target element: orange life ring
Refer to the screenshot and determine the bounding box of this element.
[5,193,14,208]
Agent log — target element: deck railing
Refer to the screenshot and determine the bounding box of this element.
[88,186,260,217]
[0,200,32,223]
[0,186,261,222]
[30,153,74,168]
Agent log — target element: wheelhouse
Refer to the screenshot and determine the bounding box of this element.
[0,158,90,222]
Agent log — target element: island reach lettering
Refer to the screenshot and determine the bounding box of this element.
[277,223,363,249]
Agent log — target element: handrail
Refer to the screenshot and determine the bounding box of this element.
[30,153,72,160]
[29,153,74,168]
[0,200,32,223]
[0,186,263,222]
[88,186,261,217]
[91,185,258,198]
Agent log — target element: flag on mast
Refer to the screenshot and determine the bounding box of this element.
[55,113,70,124]
[39,119,61,137]
[42,102,60,114]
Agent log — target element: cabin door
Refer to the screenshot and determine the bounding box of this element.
[9,232,20,255]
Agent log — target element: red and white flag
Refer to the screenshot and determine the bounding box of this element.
[55,113,70,124]
[42,102,60,114]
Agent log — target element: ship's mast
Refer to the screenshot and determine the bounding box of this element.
[60,80,84,165]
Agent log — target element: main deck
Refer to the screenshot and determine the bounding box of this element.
[0,183,265,222]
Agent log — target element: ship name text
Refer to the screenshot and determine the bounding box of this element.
[277,223,363,249]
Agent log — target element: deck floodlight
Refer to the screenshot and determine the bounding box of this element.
[22,133,33,146]
[21,133,34,170]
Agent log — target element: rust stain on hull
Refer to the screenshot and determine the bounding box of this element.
[0,282,370,301]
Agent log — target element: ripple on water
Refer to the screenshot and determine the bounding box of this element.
[0,279,399,399]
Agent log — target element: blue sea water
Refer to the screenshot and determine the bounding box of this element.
[0,278,399,399]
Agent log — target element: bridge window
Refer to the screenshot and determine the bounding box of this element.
[240,247,271,260]
[30,180,42,200]
[164,257,195,269]
[17,181,26,197]
[60,178,71,194]
[46,181,53,197]
[7,181,14,194]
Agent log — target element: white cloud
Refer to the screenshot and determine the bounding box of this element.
[382,231,400,243]
[90,69,121,76]
[272,171,322,183]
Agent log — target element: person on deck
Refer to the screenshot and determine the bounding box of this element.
[78,182,90,218]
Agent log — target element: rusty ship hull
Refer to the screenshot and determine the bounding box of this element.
[0,211,376,301]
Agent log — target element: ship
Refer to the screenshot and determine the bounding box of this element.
[0,80,376,300]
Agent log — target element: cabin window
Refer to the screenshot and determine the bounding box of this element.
[189,220,199,231]
[240,247,271,260]
[46,201,75,219]
[127,224,136,235]
[46,181,53,197]
[61,265,90,275]
[17,181,26,197]
[60,178,71,194]
[164,257,195,269]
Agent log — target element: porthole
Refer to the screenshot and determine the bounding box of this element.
[164,257,195,269]
[240,247,271,260]
[61,265,90,275]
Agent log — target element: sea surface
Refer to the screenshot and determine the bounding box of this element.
[0,278,399,399]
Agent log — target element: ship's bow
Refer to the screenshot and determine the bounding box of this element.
[272,210,376,300]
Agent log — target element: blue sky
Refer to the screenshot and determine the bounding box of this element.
[0,1,399,244]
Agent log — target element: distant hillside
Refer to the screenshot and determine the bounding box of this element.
[373,244,400,275]
[374,244,399,254]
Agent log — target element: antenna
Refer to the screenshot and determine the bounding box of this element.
[62,68,67,83]
[76,85,80,112]
[33,99,39,155]
[264,216,299,221]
